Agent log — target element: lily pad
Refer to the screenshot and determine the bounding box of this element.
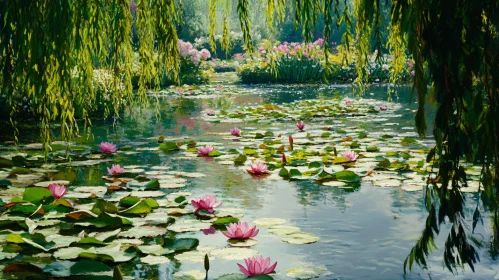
[281,232,320,244]
[140,255,171,265]
[210,247,259,260]
[286,265,331,279]
[253,218,286,226]
[268,225,301,235]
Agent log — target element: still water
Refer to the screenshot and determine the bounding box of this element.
[33,82,499,279]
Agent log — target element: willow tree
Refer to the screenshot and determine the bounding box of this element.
[1,0,498,274]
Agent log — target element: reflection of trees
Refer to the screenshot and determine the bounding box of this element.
[294,180,359,211]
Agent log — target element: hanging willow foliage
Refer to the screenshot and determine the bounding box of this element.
[1,0,498,274]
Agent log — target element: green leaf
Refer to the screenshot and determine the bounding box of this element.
[335,171,361,182]
[76,237,106,246]
[234,154,247,166]
[174,196,187,203]
[159,142,180,152]
[212,217,239,225]
[120,200,152,215]
[208,150,223,157]
[366,146,380,152]
[321,132,331,138]
[308,161,322,169]
[22,187,54,204]
[289,169,302,177]
[70,260,111,275]
[92,200,118,215]
[118,196,140,208]
[243,148,257,156]
[164,238,199,253]
[278,168,289,177]
[332,157,350,164]
[144,198,159,209]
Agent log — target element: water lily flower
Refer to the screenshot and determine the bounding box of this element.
[342,150,359,161]
[48,183,67,199]
[203,226,216,235]
[296,121,305,131]
[410,70,415,76]
[198,145,215,156]
[230,127,242,137]
[107,164,125,175]
[303,52,309,58]
[191,194,222,214]
[282,153,287,164]
[346,100,353,106]
[207,110,216,116]
[382,64,390,71]
[247,162,269,175]
[98,142,117,153]
[289,135,294,150]
[407,60,414,67]
[216,85,223,90]
[223,222,259,239]
[238,256,277,277]
[379,105,388,111]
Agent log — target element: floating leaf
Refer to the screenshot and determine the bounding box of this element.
[335,171,361,182]
[159,142,180,152]
[252,218,286,226]
[70,260,111,275]
[22,187,54,204]
[281,232,320,244]
[140,255,171,265]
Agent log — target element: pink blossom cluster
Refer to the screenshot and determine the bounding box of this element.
[258,38,329,62]
[177,40,211,64]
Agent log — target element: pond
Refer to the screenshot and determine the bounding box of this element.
[0,77,496,279]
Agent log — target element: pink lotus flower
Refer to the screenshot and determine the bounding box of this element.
[230,128,242,137]
[203,226,216,235]
[346,100,353,106]
[98,142,117,153]
[342,150,359,161]
[207,110,216,116]
[282,153,287,164]
[191,194,222,214]
[238,256,277,277]
[107,164,125,175]
[379,105,388,111]
[48,183,67,199]
[410,70,415,76]
[223,222,259,239]
[296,121,305,131]
[198,145,215,156]
[247,162,269,175]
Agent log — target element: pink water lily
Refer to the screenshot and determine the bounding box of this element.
[216,85,223,90]
[207,110,216,116]
[379,105,388,111]
[296,121,305,131]
[223,222,259,239]
[238,256,277,277]
[48,183,67,199]
[410,70,415,76]
[247,162,269,175]
[198,145,215,156]
[346,100,353,106]
[342,150,359,161]
[230,127,242,137]
[282,153,287,164]
[191,194,222,214]
[107,164,125,175]
[98,142,117,153]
